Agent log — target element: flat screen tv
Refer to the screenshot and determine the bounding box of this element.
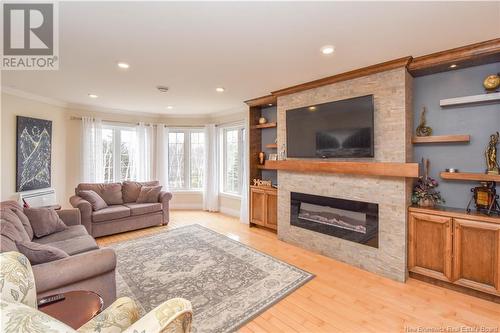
[286,95,374,158]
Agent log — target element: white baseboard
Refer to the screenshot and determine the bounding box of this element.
[219,206,240,217]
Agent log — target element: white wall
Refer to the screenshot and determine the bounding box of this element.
[1,91,243,214]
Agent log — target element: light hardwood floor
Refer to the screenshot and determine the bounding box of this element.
[97,211,500,333]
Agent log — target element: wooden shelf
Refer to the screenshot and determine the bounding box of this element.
[253,122,277,129]
[261,160,419,178]
[409,205,500,225]
[265,144,278,149]
[257,164,277,170]
[412,135,470,144]
[440,92,500,107]
[440,172,500,182]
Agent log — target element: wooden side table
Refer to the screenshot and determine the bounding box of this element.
[38,291,104,329]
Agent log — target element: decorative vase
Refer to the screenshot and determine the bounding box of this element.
[258,152,265,165]
[418,198,435,207]
[258,117,267,125]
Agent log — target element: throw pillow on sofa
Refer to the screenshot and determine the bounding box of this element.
[0,209,31,242]
[78,190,108,211]
[0,220,20,252]
[16,241,68,265]
[24,208,68,238]
[123,181,160,203]
[136,185,162,203]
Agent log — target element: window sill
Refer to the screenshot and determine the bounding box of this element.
[220,192,241,200]
[170,190,203,194]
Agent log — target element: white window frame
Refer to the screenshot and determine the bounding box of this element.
[102,124,136,183]
[220,125,244,197]
[168,127,205,192]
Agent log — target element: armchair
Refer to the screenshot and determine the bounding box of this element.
[1,252,193,333]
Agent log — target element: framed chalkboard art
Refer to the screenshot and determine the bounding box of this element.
[16,116,52,192]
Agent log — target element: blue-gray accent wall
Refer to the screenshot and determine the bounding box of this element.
[260,106,278,185]
[413,62,500,209]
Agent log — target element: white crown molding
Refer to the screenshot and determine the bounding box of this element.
[1,86,69,108]
[2,86,247,120]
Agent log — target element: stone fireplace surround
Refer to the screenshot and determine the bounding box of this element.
[276,67,413,282]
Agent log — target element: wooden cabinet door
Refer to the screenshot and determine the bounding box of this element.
[408,212,453,282]
[453,218,500,295]
[265,192,277,230]
[250,189,266,226]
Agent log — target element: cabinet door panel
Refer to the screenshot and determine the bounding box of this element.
[265,193,277,230]
[250,189,266,226]
[453,218,500,295]
[408,212,453,282]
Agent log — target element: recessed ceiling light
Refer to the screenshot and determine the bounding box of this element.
[320,45,335,55]
[88,93,98,99]
[308,106,317,111]
[166,106,173,110]
[449,64,457,68]
[268,103,273,106]
[117,62,130,69]
[216,87,225,93]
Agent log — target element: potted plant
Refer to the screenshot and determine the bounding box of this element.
[411,158,445,207]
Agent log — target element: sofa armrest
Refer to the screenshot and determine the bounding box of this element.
[56,208,81,226]
[77,297,140,333]
[32,248,116,294]
[159,191,172,225]
[70,195,92,234]
[123,298,192,333]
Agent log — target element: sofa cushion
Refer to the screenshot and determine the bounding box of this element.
[46,235,99,255]
[34,225,89,245]
[124,203,162,216]
[0,209,30,242]
[16,241,69,265]
[136,185,162,203]
[24,208,68,238]
[77,183,124,205]
[122,181,160,203]
[11,208,34,240]
[0,220,20,252]
[92,205,131,223]
[78,190,108,211]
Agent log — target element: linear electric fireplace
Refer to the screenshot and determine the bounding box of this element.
[290,192,379,248]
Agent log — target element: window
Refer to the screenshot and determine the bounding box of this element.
[168,129,205,191]
[102,125,136,182]
[221,126,244,195]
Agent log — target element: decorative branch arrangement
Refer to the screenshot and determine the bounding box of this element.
[411,158,445,207]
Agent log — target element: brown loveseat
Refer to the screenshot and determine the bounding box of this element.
[70,181,172,238]
[0,201,117,306]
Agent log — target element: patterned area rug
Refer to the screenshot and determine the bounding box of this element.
[110,224,313,333]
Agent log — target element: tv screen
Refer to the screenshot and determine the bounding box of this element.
[286,95,374,158]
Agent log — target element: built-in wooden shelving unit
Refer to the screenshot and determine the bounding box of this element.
[440,172,500,182]
[412,135,470,144]
[261,160,419,178]
[440,92,500,107]
[253,122,277,129]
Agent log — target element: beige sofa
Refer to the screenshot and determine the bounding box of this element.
[70,181,172,238]
[0,201,117,306]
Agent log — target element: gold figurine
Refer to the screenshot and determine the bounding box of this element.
[416,107,432,137]
[485,131,499,175]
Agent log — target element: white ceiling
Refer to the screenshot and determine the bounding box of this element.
[2,1,499,116]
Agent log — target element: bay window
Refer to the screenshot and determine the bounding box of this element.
[168,129,205,191]
[102,125,136,182]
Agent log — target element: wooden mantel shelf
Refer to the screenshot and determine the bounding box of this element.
[262,160,419,178]
[440,172,500,182]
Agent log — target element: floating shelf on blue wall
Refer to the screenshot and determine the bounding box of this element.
[440,92,500,107]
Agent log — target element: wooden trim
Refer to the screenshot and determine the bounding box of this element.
[262,160,419,178]
[250,185,277,193]
[265,144,278,149]
[408,38,500,77]
[271,57,412,97]
[253,122,277,129]
[409,206,500,225]
[244,95,277,107]
[412,135,470,144]
[440,172,500,182]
